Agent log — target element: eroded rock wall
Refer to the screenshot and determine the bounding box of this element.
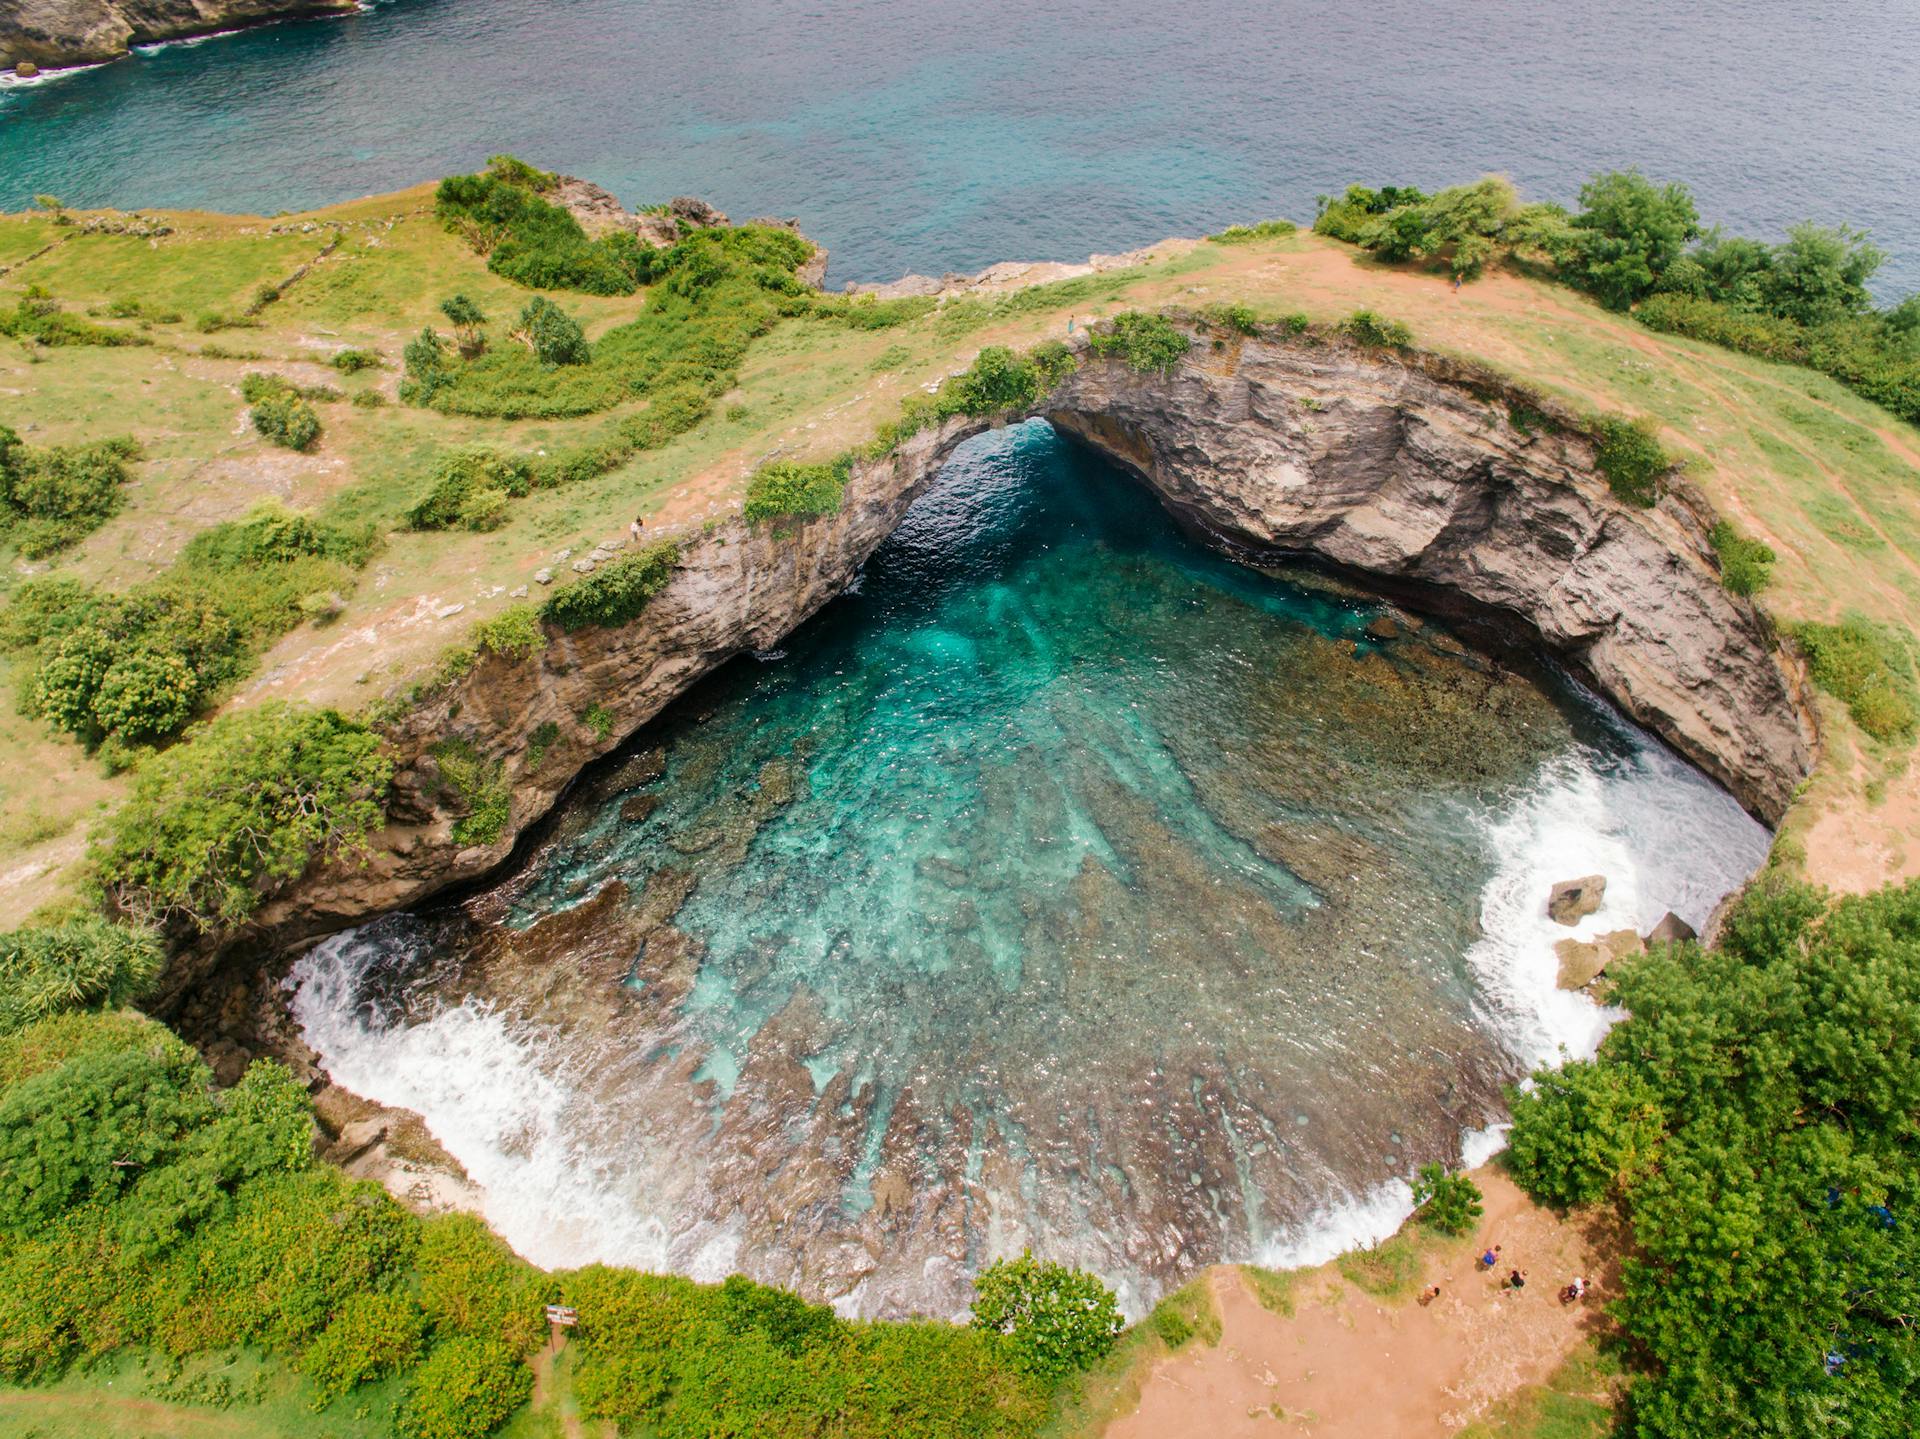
[178,326,1815,999]
[1041,336,1817,823]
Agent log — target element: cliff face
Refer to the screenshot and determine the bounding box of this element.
[173,327,1816,998]
[0,0,354,69]
[1040,337,1817,824]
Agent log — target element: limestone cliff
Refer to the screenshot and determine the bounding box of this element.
[0,0,354,70]
[168,322,1816,1000]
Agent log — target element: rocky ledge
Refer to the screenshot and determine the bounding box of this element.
[165,320,1816,1001]
[0,0,355,69]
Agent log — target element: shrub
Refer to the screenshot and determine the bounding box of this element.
[514,296,589,367]
[300,1291,428,1407]
[435,161,645,296]
[1086,311,1190,373]
[32,626,117,738]
[396,1336,531,1439]
[969,1250,1123,1379]
[0,427,140,558]
[1790,616,1917,741]
[405,448,535,531]
[92,703,393,931]
[582,703,614,741]
[330,348,380,373]
[1708,520,1776,596]
[430,739,510,849]
[1209,218,1297,243]
[1409,1163,1483,1235]
[1206,304,1260,336]
[541,543,680,632]
[472,605,544,661]
[416,1212,548,1354]
[401,328,454,404]
[1149,1305,1192,1348]
[350,389,386,409]
[250,389,321,451]
[1339,309,1413,348]
[1592,414,1668,506]
[0,917,164,1036]
[91,648,199,741]
[744,456,851,524]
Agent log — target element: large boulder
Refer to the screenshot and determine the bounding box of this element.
[1645,910,1698,946]
[1547,874,1607,926]
[668,196,728,228]
[1554,928,1643,989]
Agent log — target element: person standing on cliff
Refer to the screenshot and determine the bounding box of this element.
[630,514,644,543]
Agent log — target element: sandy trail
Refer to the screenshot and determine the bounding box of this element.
[1106,1169,1614,1438]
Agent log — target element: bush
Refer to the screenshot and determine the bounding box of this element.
[472,605,544,661]
[0,918,163,1035]
[0,426,140,558]
[404,448,535,532]
[92,648,199,741]
[92,703,393,931]
[250,388,321,451]
[744,456,852,524]
[434,159,646,296]
[1339,309,1413,348]
[330,348,380,373]
[1708,520,1776,596]
[1567,170,1701,310]
[396,1336,531,1439]
[300,1291,427,1407]
[430,739,510,849]
[1790,616,1917,741]
[1409,1163,1483,1235]
[416,1212,547,1353]
[1592,414,1668,506]
[969,1250,1123,1379]
[1086,311,1190,373]
[1209,218,1297,243]
[515,296,589,367]
[541,543,680,632]
[401,327,454,405]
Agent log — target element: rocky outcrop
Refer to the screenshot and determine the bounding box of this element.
[1548,875,1608,926]
[550,182,828,286]
[0,0,355,69]
[170,321,1816,1001]
[1554,929,1643,989]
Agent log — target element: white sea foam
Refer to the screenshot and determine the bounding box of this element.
[289,927,681,1272]
[1463,722,1769,1069]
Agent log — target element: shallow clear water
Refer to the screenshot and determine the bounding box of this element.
[293,425,1769,1316]
[3,0,1916,294]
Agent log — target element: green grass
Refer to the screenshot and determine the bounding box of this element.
[1333,1225,1467,1302]
[0,1349,410,1438]
[1454,1341,1625,1439]
[1239,1264,1298,1317]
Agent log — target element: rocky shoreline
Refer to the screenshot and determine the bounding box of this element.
[0,0,355,73]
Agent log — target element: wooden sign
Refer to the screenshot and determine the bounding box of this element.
[546,1305,579,1327]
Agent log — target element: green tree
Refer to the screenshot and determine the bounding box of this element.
[1409,1163,1483,1235]
[1761,222,1884,327]
[514,296,589,367]
[439,294,487,355]
[1571,171,1701,309]
[969,1250,1122,1378]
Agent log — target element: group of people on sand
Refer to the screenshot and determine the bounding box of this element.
[1415,1245,1589,1308]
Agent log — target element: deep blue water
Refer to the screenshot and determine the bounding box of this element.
[3,0,1916,295]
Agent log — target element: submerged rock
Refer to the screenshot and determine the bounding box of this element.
[1547,874,1607,925]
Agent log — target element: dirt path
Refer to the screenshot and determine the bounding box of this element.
[1106,1170,1615,1438]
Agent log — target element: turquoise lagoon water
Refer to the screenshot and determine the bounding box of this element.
[293,425,1769,1315]
[3,0,1917,295]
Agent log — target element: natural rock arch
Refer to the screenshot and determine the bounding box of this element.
[224,326,1815,977]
